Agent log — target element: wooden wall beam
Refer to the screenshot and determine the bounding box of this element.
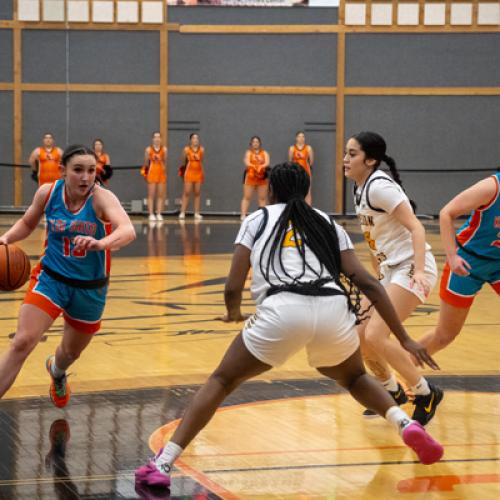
[1,21,499,33]
[346,87,500,96]
[13,22,22,206]
[160,2,168,148]
[168,85,337,95]
[20,83,161,92]
[335,30,346,214]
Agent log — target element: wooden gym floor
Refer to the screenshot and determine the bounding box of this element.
[0,214,498,499]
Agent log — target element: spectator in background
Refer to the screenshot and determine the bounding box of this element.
[143,132,167,222]
[240,136,270,221]
[179,133,205,221]
[29,133,63,186]
[93,139,112,186]
[288,131,314,204]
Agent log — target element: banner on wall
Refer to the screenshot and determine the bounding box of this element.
[167,1,339,6]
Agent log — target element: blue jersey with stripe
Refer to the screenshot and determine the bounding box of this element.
[41,180,111,280]
[456,173,500,260]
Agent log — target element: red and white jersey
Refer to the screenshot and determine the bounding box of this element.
[353,170,431,267]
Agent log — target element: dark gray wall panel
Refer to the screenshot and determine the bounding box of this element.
[170,34,336,86]
[23,31,159,84]
[0,30,13,82]
[67,31,159,84]
[344,96,500,214]
[22,92,160,203]
[169,6,338,24]
[0,92,14,206]
[66,93,160,201]
[23,31,67,83]
[169,94,336,213]
[346,34,500,87]
[0,1,13,20]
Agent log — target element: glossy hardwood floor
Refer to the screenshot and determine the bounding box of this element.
[0,215,498,499]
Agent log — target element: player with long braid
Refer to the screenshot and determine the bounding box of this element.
[136,162,443,490]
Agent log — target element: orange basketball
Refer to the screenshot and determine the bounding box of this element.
[0,244,31,291]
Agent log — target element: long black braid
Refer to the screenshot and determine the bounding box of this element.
[258,162,363,319]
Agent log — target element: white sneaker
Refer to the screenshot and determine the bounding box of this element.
[178,212,185,220]
[148,214,157,222]
[194,213,203,221]
[156,213,164,221]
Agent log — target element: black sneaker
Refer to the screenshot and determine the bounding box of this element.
[412,384,443,426]
[391,383,408,405]
[363,383,408,418]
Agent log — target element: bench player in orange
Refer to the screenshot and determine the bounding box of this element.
[143,131,167,222]
[240,136,270,220]
[29,133,64,186]
[93,139,112,186]
[179,133,205,221]
[288,131,314,204]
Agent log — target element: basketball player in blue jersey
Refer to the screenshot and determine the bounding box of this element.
[419,172,500,354]
[0,145,135,408]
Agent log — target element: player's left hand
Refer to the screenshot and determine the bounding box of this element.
[410,270,431,298]
[400,337,440,371]
[72,235,105,252]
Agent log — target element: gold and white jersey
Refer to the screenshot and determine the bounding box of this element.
[353,170,431,267]
[235,203,353,304]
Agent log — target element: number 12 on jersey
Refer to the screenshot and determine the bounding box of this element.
[63,237,87,258]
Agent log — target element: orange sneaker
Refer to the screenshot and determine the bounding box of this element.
[46,356,71,408]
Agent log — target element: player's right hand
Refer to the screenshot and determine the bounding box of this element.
[449,254,471,276]
[0,236,8,245]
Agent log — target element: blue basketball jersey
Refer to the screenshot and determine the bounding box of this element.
[42,180,112,280]
[456,173,500,260]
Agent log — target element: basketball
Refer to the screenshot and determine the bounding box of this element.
[0,244,31,292]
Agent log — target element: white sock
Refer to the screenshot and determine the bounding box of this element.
[411,377,430,396]
[381,374,399,392]
[385,406,412,434]
[51,359,66,379]
[154,441,183,474]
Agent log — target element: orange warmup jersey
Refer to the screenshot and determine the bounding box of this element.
[38,147,62,186]
[146,146,167,184]
[96,153,110,178]
[292,145,312,177]
[184,146,205,184]
[245,149,268,187]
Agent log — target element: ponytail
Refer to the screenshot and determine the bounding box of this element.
[382,154,417,212]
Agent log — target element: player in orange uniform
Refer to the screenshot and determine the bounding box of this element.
[93,139,112,186]
[240,136,270,220]
[143,132,167,222]
[29,133,64,186]
[288,131,314,204]
[179,133,205,221]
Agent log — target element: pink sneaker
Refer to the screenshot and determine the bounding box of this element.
[135,448,171,488]
[402,421,444,465]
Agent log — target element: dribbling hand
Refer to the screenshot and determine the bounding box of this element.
[0,236,7,245]
[401,338,440,371]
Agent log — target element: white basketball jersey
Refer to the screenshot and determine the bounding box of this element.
[235,203,353,304]
[353,170,430,267]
